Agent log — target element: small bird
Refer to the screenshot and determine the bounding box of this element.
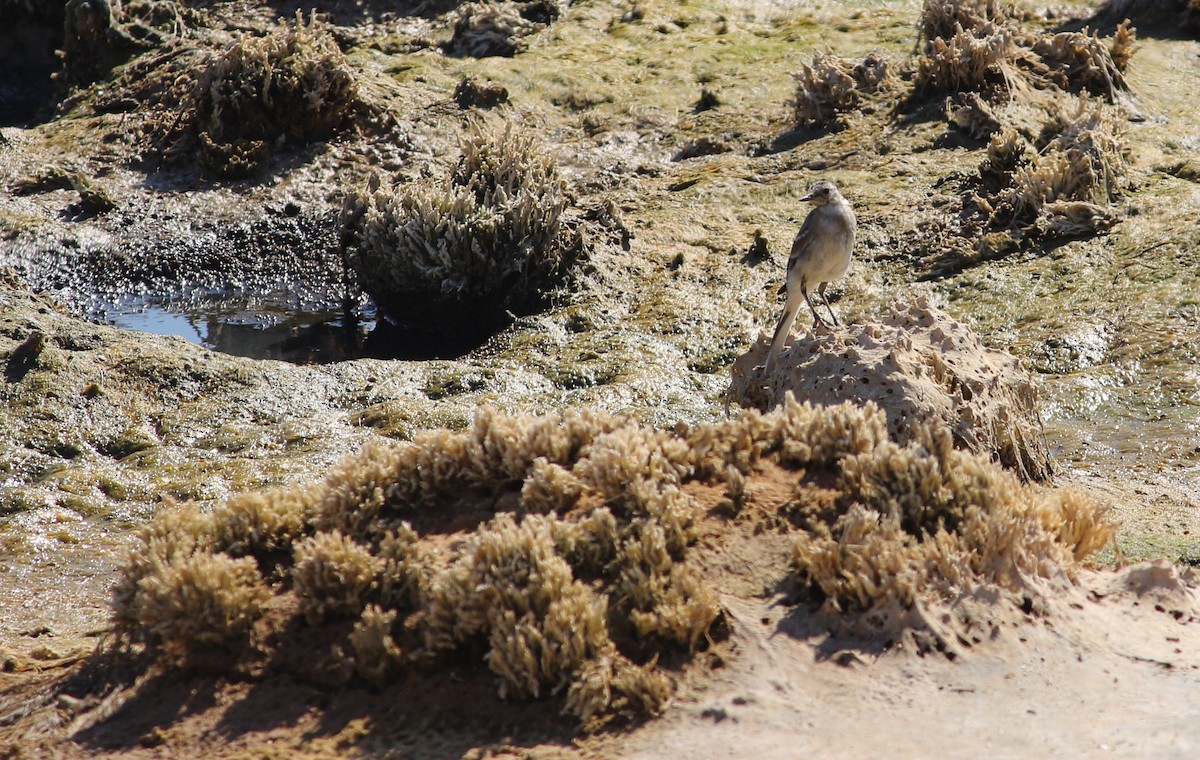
[765,179,856,372]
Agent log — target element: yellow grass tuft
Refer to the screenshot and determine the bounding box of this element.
[195,12,356,177]
[915,21,1020,98]
[920,0,1011,45]
[110,402,1114,721]
[793,419,1115,650]
[793,51,892,129]
[292,531,381,624]
[118,551,269,656]
[339,119,576,336]
[349,605,404,687]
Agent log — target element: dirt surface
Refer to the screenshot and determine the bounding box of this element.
[2,0,1200,756]
[5,459,1199,758]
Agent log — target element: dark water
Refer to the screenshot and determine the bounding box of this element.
[100,292,375,364]
[98,291,500,363]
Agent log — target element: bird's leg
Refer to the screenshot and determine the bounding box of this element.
[817,281,839,326]
[804,285,828,328]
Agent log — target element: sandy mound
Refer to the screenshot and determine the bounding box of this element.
[728,298,1051,481]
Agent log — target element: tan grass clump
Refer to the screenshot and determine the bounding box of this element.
[349,605,404,687]
[794,425,1115,650]
[792,51,892,129]
[979,127,1028,179]
[444,1,556,58]
[339,119,577,338]
[915,21,1021,98]
[574,423,692,503]
[920,0,1011,44]
[982,102,1127,235]
[1109,20,1137,69]
[376,523,426,609]
[551,506,620,574]
[312,407,622,533]
[946,91,1003,139]
[912,2,1137,149]
[109,406,722,722]
[472,405,622,485]
[216,489,315,561]
[291,531,381,624]
[839,424,1010,536]
[565,649,673,728]
[110,402,1112,722]
[927,102,1128,276]
[627,563,720,650]
[418,514,611,699]
[110,501,219,634]
[1032,25,1131,101]
[313,440,409,537]
[194,12,356,177]
[521,457,586,513]
[117,550,269,656]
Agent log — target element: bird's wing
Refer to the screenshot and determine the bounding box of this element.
[786,210,821,271]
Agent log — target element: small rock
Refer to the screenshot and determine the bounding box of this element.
[831,649,867,668]
[454,77,509,109]
[30,644,62,661]
[6,330,46,381]
[139,726,167,748]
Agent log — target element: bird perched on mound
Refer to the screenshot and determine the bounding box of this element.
[766,179,856,372]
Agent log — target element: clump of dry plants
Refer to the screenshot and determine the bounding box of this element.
[111,398,1112,724]
[339,118,581,341]
[192,12,357,177]
[793,51,892,129]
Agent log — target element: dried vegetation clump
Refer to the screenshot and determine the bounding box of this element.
[445,1,559,58]
[919,0,1011,43]
[111,399,1113,723]
[944,91,1002,139]
[794,422,1114,654]
[909,4,1134,276]
[915,20,1021,98]
[1032,23,1134,101]
[944,102,1129,271]
[339,119,582,339]
[59,0,188,86]
[792,51,892,129]
[109,502,269,658]
[292,531,381,624]
[112,405,717,726]
[914,0,1136,107]
[192,12,357,178]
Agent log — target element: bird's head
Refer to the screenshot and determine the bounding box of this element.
[800,180,840,205]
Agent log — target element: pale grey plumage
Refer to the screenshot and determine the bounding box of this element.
[766,179,856,372]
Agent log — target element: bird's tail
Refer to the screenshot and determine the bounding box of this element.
[766,300,800,373]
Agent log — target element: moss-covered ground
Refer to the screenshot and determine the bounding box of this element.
[1,0,1200,754]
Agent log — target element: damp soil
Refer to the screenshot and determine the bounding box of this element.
[2,0,1200,756]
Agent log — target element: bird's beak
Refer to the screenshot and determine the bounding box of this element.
[799,191,815,202]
